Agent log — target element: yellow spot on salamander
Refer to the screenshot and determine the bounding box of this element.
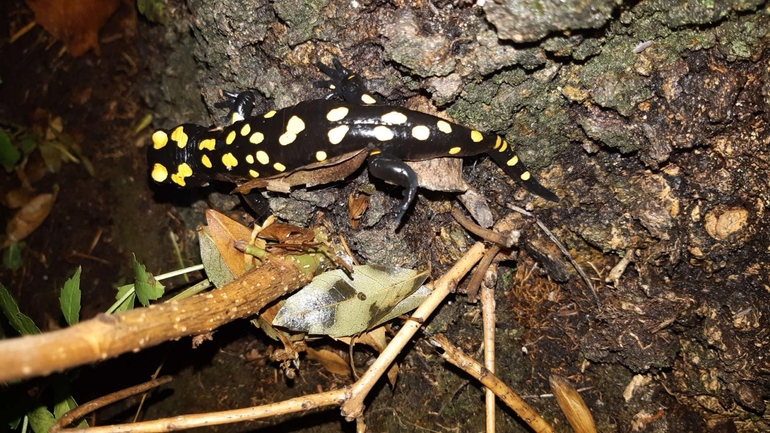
[326,107,349,122]
[506,155,519,166]
[249,170,259,178]
[449,147,462,155]
[499,140,508,152]
[278,132,296,146]
[201,154,213,168]
[199,138,216,151]
[494,136,502,149]
[170,163,192,187]
[437,120,452,134]
[361,94,376,105]
[279,115,306,145]
[178,163,192,177]
[226,130,236,145]
[264,110,277,118]
[316,150,327,162]
[240,123,251,136]
[381,111,408,124]
[256,150,270,165]
[369,149,382,156]
[328,125,349,144]
[373,125,394,141]
[151,163,168,182]
[222,153,238,169]
[152,131,168,149]
[231,113,244,123]
[171,126,188,148]
[273,162,286,172]
[245,154,255,164]
[411,125,430,141]
[520,171,531,181]
[286,116,306,134]
[170,174,186,186]
[470,130,483,143]
[250,132,264,145]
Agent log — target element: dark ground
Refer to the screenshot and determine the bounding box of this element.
[0,0,769,432]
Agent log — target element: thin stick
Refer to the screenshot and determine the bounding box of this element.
[481,262,498,433]
[507,204,600,311]
[53,377,173,432]
[451,207,514,247]
[55,387,347,433]
[465,244,500,302]
[430,334,554,433]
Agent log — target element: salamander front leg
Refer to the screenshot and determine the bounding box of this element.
[367,152,419,224]
[314,58,378,105]
[215,90,257,124]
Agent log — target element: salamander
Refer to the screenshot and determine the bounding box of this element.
[148,59,559,222]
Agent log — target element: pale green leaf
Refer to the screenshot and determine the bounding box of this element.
[112,284,136,313]
[0,129,20,172]
[0,283,40,335]
[273,265,429,337]
[27,406,56,433]
[132,255,164,307]
[2,241,24,271]
[60,267,82,326]
[198,227,234,289]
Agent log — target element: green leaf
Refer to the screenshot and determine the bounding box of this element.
[273,265,429,337]
[137,0,166,24]
[2,241,24,271]
[27,406,56,433]
[0,129,20,172]
[132,255,164,307]
[112,284,136,313]
[0,283,40,335]
[19,133,38,156]
[60,267,82,326]
[198,227,235,289]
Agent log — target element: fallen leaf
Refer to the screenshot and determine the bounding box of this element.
[306,347,350,376]
[205,209,254,277]
[273,265,429,337]
[4,191,56,248]
[25,0,121,57]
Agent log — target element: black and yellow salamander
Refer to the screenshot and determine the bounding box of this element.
[148,59,559,222]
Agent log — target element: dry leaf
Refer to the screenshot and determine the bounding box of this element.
[549,374,597,433]
[306,347,350,376]
[233,149,368,194]
[204,209,253,277]
[3,191,56,248]
[25,0,121,57]
[258,223,315,245]
[348,191,370,229]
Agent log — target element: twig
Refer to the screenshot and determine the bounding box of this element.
[507,204,600,311]
[480,262,498,433]
[451,207,516,248]
[0,257,319,382]
[429,334,554,433]
[52,377,173,432]
[465,245,500,302]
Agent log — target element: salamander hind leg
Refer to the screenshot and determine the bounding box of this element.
[314,58,378,105]
[367,152,419,224]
